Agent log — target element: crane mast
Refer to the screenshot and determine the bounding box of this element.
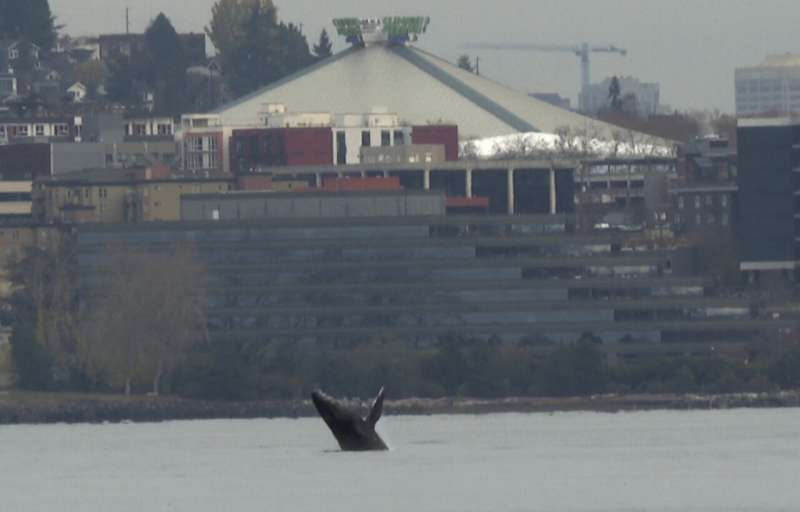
[463,41,627,112]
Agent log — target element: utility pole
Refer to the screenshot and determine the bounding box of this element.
[125,7,130,34]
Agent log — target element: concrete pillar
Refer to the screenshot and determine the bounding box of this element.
[465,169,473,198]
[549,168,557,215]
[382,170,390,178]
[423,169,431,190]
[360,171,367,178]
[507,168,515,215]
[314,173,322,188]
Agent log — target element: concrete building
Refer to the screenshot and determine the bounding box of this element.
[123,116,176,140]
[0,143,107,219]
[232,158,575,216]
[736,54,800,117]
[0,116,82,143]
[575,157,676,231]
[181,108,458,174]
[669,183,737,234]
[74,215,793,355]
[669,137,738,236]
[182,189,446,221]
[360,144,446,165]
[581,76,660,117]
[736,117,800,276]
[34,167,234,224]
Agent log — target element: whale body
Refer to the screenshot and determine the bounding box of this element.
[311,387,388,451]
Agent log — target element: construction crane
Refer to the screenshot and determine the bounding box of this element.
[463,42,627,111]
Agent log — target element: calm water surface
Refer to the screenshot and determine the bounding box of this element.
[1,408,799,511]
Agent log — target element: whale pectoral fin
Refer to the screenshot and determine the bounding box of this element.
[365,387,385,427]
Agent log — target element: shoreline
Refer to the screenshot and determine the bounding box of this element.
[1,390,799,425]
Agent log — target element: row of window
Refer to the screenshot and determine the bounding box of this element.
[125,123,174,137]
[360,129,406,147]
[677,194,729,210]
[0,124,70,137]
[675,213,729,226]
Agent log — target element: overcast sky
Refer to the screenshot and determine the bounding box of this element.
[50,0,800,113]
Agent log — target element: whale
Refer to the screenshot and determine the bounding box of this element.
[311,387,388,451]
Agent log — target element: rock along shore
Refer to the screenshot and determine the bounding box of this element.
[1,390,799,425]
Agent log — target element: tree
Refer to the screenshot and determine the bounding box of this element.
[143,13,188,116]
[608,75,622,112]
[73,60,108,99]
[457,54,474,73]
[83,246,208,395]
[535,339,608,396]
[206,0,314,97]
[5,235,79,389]
[0,0,57,50]
[313,28,333,60]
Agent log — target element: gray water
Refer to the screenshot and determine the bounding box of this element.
[1,408,799,511]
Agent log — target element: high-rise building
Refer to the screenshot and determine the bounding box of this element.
[736,117,800,276]
[735,54,800,117]
[581,76,660,117]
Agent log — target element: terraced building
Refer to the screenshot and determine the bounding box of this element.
[75,213,793,360]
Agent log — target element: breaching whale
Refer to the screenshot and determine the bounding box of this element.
[311,387,388,451]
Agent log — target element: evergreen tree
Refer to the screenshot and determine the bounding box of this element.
[144,13,188,117]
[0,0,57,51]
[457,54,474,73]
[608,75,622,112]
[206,0,314,97]
[313,28,333,60]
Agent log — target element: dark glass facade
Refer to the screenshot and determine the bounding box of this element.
[737,122,800,267]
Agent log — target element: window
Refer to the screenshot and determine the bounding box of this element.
[99,188,107,199]
[336,131,347,165]
[134,123,147,136]
[157,123,172,136]
[17,125,28,136]
[695,213,701,225]
[721,195,728,207]
[35,125,44,136]
[722,213,729,226]
[393,130,405,145]
[678,196,684,210]
[361,131,371,147]
[381,130,391,147]
[707,214,715,225]
[705,195,713,206]
[54,124,69,136]
[694,195,701,209]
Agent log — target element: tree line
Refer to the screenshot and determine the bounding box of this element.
[5,238,206,395]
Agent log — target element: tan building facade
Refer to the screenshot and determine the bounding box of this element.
[34,176,234,224]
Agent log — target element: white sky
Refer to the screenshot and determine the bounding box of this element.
[49,0,800,113]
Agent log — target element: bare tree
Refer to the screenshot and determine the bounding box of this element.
[83,245,208,395]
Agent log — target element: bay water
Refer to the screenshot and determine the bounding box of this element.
[1,408,799,511]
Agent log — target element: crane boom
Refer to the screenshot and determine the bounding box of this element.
[462,41,628,111]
